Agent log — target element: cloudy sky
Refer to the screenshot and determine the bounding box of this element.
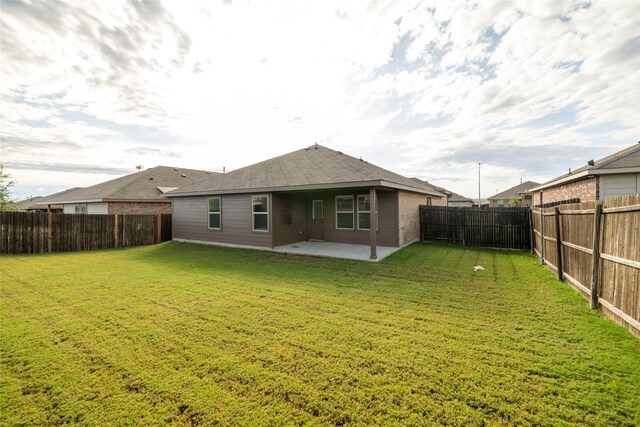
[1,0,639,200]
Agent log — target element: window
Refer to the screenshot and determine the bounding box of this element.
[312,200,324,219]
[252,195,269,232]
[498,199,505,208]
[335,195,354,229]
[74,204,87,214]
[427,197,432,206]
[357,195,378,230]
[357,195,371,230]
[208,197,221,229]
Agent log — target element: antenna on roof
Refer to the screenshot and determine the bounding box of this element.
[135,165,143,172]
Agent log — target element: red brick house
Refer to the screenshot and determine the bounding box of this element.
[32,166,213,214]
[530,142,640,205]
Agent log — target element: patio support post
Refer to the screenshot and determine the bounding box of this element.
[370,188,377,260]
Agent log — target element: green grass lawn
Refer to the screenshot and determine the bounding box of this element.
[1,242,639,426]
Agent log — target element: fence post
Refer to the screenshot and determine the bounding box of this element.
[47,212,52,253]
[554,207,563,280]
[539,207,544,265]
[461,208,466,246]
[114,214,119,248]
[529,208,534,254]
[156,214,162,244]
[590,203,603,309]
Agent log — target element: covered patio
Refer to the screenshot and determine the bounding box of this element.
[272,240,400,262]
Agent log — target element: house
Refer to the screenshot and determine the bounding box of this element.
[32,166,213,214]
[530,142,640,206]
[19,188,83,212]
[488,181,540,207]
[447,192,474,207]
[472,199,489,208]
[415,180,475,207]
[165,144,447,259]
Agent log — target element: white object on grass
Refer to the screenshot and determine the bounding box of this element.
[473,266,485,271]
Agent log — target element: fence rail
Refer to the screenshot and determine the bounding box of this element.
[420,206,531,249]
[0,212,172,255]
[532,194,640,337]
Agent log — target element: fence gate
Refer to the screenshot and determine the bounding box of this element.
[420,206,531,250]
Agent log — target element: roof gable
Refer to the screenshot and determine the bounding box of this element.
[168,145,444,196]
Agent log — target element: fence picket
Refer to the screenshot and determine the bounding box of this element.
[419,206,531,249]
[0,212,172,255]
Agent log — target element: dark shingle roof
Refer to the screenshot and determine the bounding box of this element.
[20,187,83,209]
[411,179,474,202]
[448,191,474,203]
[489,181,540,200]
[167,145,445,197]
[35,166,214,204]
[532,143,640,191]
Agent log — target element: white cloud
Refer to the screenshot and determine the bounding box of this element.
[1,0,638,200]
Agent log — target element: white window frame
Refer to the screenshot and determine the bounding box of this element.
[357,194,379,231]
[208,197,221,230]
[335,195,354,230]
[357,195,370,230]
[252,194,269,232]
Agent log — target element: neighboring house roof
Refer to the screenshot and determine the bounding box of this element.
[167,144,445,197]
[33,166,214,205]
[448,191,474,203]
[411,178,474,203]
[488,181,541,200]
[19,187,83,210]
[530,142,640,192]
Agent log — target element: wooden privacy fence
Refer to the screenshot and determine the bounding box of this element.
[0,212,172,255]
[420,206,531,249]
[532,194,640,337]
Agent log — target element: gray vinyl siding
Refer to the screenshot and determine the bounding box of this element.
[172,194,273,247]
[600,173,640,199]
[272,193,308,246]
[324,190,398,247]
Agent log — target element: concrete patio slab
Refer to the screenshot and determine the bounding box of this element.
[272,241,399,262]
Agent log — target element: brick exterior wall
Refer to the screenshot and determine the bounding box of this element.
[429,194,448,206]
[533,176,599,206]
[107,201,173,215]
[398,191,426,246]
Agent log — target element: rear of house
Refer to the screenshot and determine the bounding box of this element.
[167,145,446,257]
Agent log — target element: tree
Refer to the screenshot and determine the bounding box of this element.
[0,164,21,211]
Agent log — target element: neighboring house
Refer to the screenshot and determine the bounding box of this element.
[530,142,640,205]
[416,180,475,207]
[19,188,83,212]
[472,199,489,208]
[488,181,540,207]
[447,192,474,207]
[32,166,213,214]
[165,144,447,259]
